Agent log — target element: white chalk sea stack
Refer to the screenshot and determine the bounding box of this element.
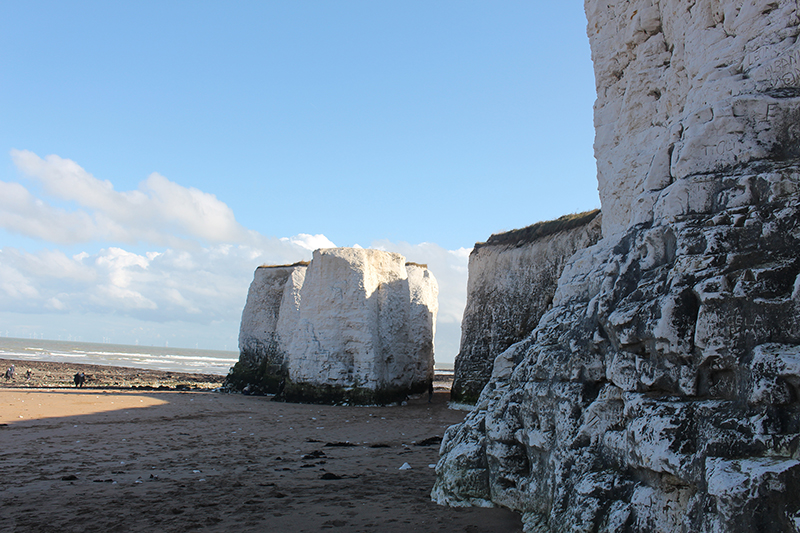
[234,247,438,404]
[433,1,800,531]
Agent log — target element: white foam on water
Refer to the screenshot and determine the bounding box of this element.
[0,337,238,375]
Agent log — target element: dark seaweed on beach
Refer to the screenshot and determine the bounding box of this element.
[414,436,442,447]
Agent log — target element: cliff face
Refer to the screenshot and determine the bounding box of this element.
[233,248,438,403]
[433,1,800,531]
[451,211,602,403]
[591,0,800,238]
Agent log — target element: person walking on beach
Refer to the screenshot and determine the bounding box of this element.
[5,365,15,380]
[74,372,86,387]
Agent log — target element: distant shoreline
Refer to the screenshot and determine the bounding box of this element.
[0,358,225,391]
[1,357,454,393]
[0,336,238,376]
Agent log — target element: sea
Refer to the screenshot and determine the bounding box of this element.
[0,337,455,377]
[0,337,239,376]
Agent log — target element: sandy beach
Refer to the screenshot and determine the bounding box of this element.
[0,360,522,532]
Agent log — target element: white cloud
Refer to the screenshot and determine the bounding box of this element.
[45,297,67,311]
[0,180,101,244]
[139,172,247,243]
[280,233,337,251]
[95,247,150,288]
[0,261,40,299]
[8,149,249,247]
[0,240,316,323]
[11,149,117,208]
[0,235,471,361]
[97,284,158,310]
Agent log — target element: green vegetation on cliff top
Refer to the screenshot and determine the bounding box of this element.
[475,209,600,250]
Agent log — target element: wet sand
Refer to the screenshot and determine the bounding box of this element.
[0,361,521,532]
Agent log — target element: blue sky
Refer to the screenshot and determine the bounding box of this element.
[0,2,599,363]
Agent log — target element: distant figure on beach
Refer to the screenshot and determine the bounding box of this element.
[5,365,15,380]
[25,369,32,380]
[428,379,434,403]
[73,372,86,388]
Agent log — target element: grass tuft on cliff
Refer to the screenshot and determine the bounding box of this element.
[258,260,311,269]
[476,209,600,250]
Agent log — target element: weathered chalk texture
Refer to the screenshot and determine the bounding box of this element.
[451,210,602,404]
[434,2,800,531]
[234,248,438,404]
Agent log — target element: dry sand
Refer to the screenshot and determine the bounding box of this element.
[0,360,522,532]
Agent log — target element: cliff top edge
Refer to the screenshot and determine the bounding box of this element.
[475,209,601,250]
[257,260,311,269]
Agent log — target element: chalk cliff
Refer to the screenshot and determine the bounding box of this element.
[230,248,438,404]
[433,1,800,531]
[451,210,602,404]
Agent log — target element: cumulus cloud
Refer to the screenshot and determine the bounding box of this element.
[8,149,249,247]
[0,260,40,299]
[0,241,317,323]
[0,180,100,243]
[0,147,329,322]
[0,236,471,359]
[280,233,337,251]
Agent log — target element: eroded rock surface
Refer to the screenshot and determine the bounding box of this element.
[233,248,438,403]
[434,1,800,530]
[451,210,602,404]
[591,0,800,236]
